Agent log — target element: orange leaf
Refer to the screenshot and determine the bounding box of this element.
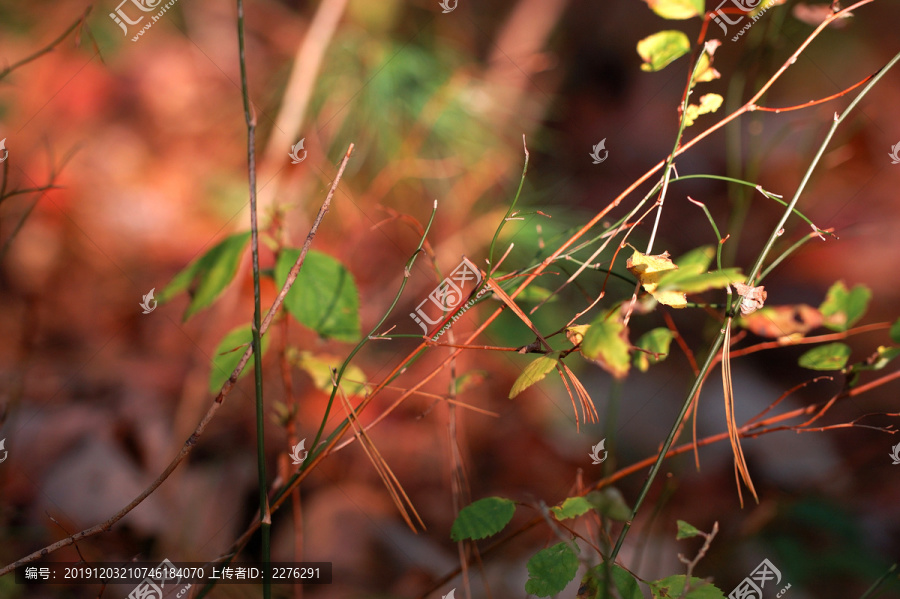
[740,305,823,340]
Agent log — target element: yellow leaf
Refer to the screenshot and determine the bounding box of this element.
[683,93,724,127]
[626,250,687,308]
[644,0,704,20]
[566,325,589,346]
[509,353,560,399]
[626,251,677,292]
[690,41,722,88]
[652,290,689,308]
[582,309,631,379]
[294,351,368,396]
[637,30,691,72]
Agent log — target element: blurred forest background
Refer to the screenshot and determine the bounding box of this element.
[1,0,900,597]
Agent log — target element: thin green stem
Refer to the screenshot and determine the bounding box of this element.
[686,198,724,270]
[673,174,827,232]
[746,50,900,285]
[608,46,900,567]
[609,330,725,561]
[599,368,622,596]
[560,259,636,287]
[859,563,898,599]
[193,147,354,599]
[722,6,788,268]
[488,137,529,270]
[643,52,699,256]
[272,201,441,506]
[602,377,622,598]
[757,232,815,282]
[643,43,717,295]
[539,178,665,316]
[723,65,748,268]
[236,0,271,596]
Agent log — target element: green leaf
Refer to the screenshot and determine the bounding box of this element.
[674,246,715,273]
[524,542,579,597]
[637,31,691,72]
[453,370,487,394]
[551,496,594,520]
[657,267,744,294]
[798,342,852,371]
[582,308,630,379]
[643,0,704,20]
[627,247,742,308]
[634,328,675,371]
[514,285,557,304]
[509,352,560,399]
[676,520,703,539]
[159,231,251,320]
[690,50,721,88]
[585,488,632,522]
[208,324,271,394]
[891,317,900,344]
[579,564,642,599]
[819,281,871,332]
[450,497,515,541]
[850,346,900,373]
[292,350,367,396]
[275,249,361,342]
[650,575,726,599]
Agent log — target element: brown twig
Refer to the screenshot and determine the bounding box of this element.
[255,0,350,217]
[419,366,899,597]
[747,375,833,425]
[141,0,883,582]
[676,521,719,599]
[728,322,890,358]
[0,144,355,577]
[337,381,425,531]
[754,73,874,112]
[0,7,92,81]
[664,311,699,376]
[277,316,304,599]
